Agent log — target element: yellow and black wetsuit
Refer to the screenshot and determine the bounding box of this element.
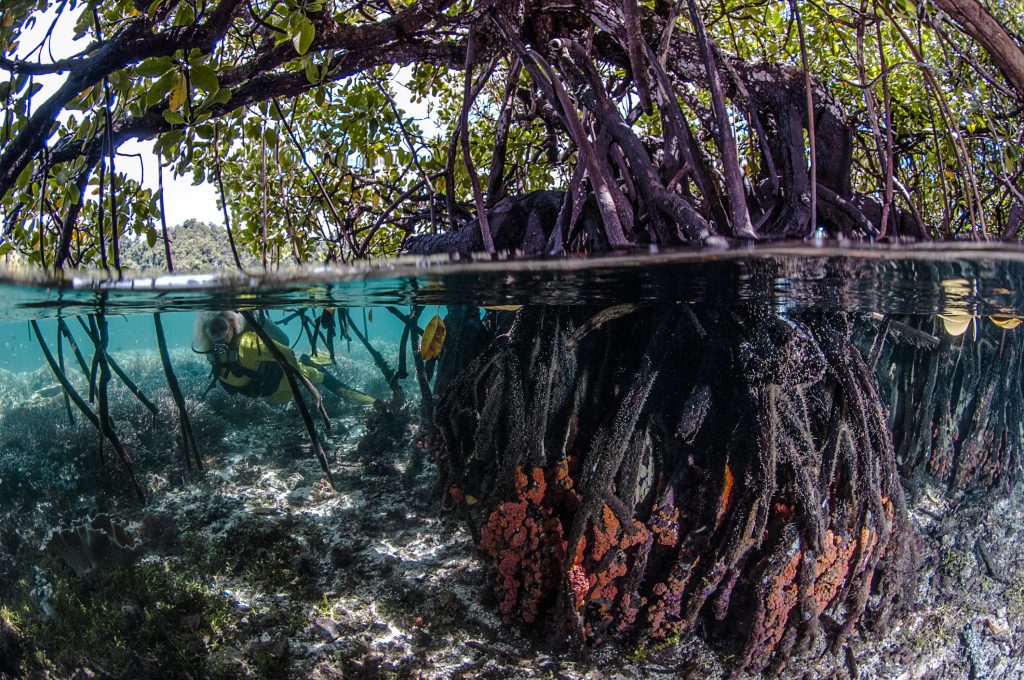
[212,331,374,405]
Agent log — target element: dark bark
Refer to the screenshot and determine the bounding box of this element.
[432,305,910,674]
[404,190,575,255]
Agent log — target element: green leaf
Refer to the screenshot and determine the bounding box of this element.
[148,70,178,107]
[162,109,185,125]
[304,60,318,84]
[173,2,195,26]
[16,164,32,189]
[136,57,173,78]
[190,63,218,93]
[293,18,314,55]
[211,87,232,105]
[146,228,157,247]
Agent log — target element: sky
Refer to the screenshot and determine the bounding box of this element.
[17,6,231,228]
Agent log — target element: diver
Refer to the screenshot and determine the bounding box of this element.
[193,311,375,406]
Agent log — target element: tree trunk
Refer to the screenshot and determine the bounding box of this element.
[932,0,1024,100]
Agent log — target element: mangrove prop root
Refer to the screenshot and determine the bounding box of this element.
[56,322,74,424]
[76,316,159,416]
[240,311,336,489]
[879,317,1023,493]
[31,319,146,502]
[435,306,910,674]
[154,313,202,472]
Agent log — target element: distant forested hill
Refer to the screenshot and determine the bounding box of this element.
[121,219,257,273]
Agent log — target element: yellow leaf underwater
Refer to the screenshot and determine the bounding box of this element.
[420,314,447,360]
[939,312,974,337]
[482,305,523,312]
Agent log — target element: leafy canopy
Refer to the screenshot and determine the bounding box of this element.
[0,0,1022,271]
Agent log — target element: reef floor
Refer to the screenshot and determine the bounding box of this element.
[0,357,1022,679]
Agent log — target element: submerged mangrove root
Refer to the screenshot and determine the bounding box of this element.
[240,311,336,489]
[154,313,203,473]
[433,306,910,674]
[76,316,159,417]
[876,316,1024,494]
[30,320,146,501]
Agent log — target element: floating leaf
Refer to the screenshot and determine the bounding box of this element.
[482,305,523,312]
[420,314,446,360]
[990,316,1022,330]
[939,312,974,337]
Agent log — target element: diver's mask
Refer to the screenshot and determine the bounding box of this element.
[194,314,237,362]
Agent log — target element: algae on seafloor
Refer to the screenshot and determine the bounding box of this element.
[8,563,234,679]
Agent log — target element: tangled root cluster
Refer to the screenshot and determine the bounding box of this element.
[877,316,1024,494]
[435,305,911,674]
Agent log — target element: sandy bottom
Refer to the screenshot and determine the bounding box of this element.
[0,357,1023,679]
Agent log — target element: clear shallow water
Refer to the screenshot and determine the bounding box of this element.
[3,242,1024,320]
[0,244,1022,679]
